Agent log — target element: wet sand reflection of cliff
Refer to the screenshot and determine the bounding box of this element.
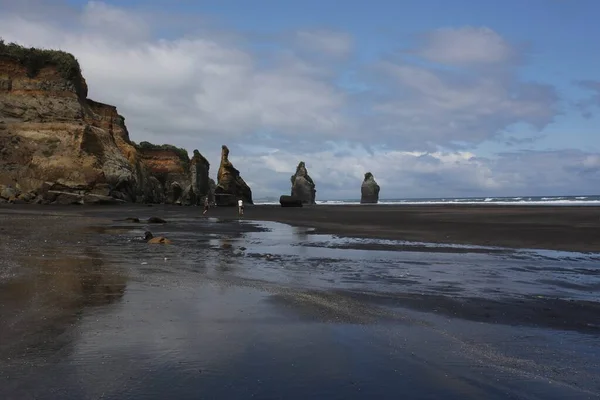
[0,247,127,362]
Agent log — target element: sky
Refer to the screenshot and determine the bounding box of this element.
[1,0,599,199]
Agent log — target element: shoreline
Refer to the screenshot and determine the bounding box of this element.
[223,203,600,252]
[2,203,599,252]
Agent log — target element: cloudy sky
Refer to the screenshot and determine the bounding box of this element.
[1,0,599,199]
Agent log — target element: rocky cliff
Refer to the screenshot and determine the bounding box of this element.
[0,41,212,205]
[215,145,253,206]
[290,161,316,204]
[190,149,212,205]
[360,172,380,204]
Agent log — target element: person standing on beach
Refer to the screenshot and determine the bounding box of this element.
[203,196,210,215]
[238,198,244,217]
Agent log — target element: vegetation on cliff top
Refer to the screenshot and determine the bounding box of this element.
[0,39,83,84]
[136,141,191,166]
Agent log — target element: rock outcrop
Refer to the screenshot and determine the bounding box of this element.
[0,41,213,205]
[136,142,191,204]
[290,161,316,204]
[214,145,252,206]
[279,195,303,207]
[188,149,211,205]
[360,172,380,204]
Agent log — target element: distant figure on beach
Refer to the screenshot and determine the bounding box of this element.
[238,198,244,216]
[203,196,210,215]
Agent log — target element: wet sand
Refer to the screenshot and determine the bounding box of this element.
[229,204,600,252]
[1,204,599,399]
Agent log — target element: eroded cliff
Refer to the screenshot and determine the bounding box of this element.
[0,41,212,205]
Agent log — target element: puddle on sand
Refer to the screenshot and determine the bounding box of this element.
[229,220,600,303]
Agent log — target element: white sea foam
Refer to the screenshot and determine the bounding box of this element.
[254,196,600,206]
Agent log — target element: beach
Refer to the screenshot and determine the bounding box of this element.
[1,203,599,399]
[223,203,600,252]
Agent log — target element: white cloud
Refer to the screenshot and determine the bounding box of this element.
[1,1,594,198]
[367,62,558,146]
[80,1,150,41]
[234,147,599,200]
[0,2,348,143]
[575,80,600,118]
[415,26,517,66]
[295,29,353,58]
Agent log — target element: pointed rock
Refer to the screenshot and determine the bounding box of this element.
[215,145,253,206]
[360,172,380,204]
[291,161,316,204]
[189,149,210,205]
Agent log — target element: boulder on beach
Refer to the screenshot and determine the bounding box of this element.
[279,195,303,207]
[360,172,380,204]
[290,161,316,204]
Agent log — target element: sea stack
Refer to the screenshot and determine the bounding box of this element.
[214,145,253,206]
[187,149,210,205]
[360,172,380,204]
[290,161,316,204]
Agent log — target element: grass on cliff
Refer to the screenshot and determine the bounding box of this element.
[136,141,191,166]
[0,39,82,83]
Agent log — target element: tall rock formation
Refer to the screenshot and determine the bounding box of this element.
[290,161,316,204]
[136,141,191,204]
[187,149,210,205]
[214,145,252,206]
[0,41,210,205]
[360,172,380,204]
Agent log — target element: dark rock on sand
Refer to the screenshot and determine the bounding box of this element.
[83,194,125,205]
[125,217,140,223]
[17,191,35,202]
[360,172,380,204]
[51,192,84,205]
[0,185,18,200]
[214,145,253,206]
[290,161,316,204]
[147,217,167,224]
[279,195,303,207]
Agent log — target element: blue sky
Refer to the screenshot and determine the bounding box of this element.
[1,0,599,198]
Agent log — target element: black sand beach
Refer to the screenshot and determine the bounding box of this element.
[216,203,600,252]
[1,204,599,399]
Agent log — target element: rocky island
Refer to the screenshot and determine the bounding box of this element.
[360,172,380,204]
[0,41,227,205]
[214,145,253,206]
[290,161,316,204]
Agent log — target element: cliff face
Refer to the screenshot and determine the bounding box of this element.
[136,142,191,204]
[0,42,211,205]
[190,150,211,204]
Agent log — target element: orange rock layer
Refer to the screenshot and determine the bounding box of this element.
[0,49,210,205]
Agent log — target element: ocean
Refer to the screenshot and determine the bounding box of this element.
[256,194,600,206]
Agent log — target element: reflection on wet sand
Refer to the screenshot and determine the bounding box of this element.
[0,246,126,363]
[1,206,599,399]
